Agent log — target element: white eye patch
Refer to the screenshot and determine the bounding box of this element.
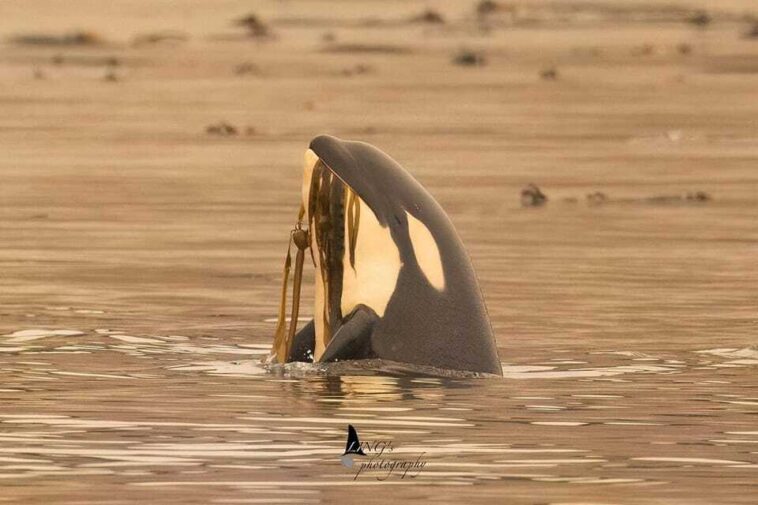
[406,212,445,291]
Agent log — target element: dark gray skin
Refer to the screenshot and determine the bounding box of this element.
[287,135,502,376]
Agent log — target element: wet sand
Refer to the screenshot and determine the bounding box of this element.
[1,1,757,503]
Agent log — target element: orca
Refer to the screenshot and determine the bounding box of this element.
[340,424,366,468]
[270,135,502,376]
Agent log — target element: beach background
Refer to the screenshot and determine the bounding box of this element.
[1,1,757,504]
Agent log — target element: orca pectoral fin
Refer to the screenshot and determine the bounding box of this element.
[287,319,315,363]
[319,305,378,363]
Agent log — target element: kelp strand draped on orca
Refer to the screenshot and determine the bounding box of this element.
[269,135,502,376]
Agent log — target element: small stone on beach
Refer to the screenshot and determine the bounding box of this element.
[687,10,711,28]
[521,184,548,207]
[586,192,608,206]
[476,0,499,17]
[677,43,693,55]
[453,50,486,67]
[206,122,239,136]
[234,62,259,76]
[540,67,558,80]
[685,191,711,202]
[743,22,758,39]
[410,9,445,24]
[234,14,271,38]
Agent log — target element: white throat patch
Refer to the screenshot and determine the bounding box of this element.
[340,196,402,319]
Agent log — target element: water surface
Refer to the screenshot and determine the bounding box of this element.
[1,0,757,503]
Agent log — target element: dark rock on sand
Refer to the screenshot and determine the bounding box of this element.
[677,43,693,55]
[521,184,548,207]
[586,192,608,206]
[410,9,445,24]
[646,194,682,204]
[132,31,189,47]
[476,0,499,17]
[103,68,119,82]
[234,14,271,38]
[341,64,372,77]
[743,22,758,39]
[687,10,711,28]
[540,67,558,80]
[9,31,104,46]
[453,50,486,67]
[206,122,238,136]
[632,44,656,56]
[685,191,711,202]
[234,62,260,76]
[323,43,411,54]
[646,191,711,204]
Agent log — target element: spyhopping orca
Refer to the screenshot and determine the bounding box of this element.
[269,135,502,376]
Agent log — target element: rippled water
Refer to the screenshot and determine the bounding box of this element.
[2,0,758,502]
[1,327,756,504]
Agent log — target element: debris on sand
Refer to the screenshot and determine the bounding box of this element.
[687,10,711,27]
[323,43,411,54]
[476,0,499,17]
[453,50,486,67]
[206,122,239,137]
[409,9,446,24]
[234,14,271,38]
[132,31,189,47]
[321,32,337,43]
[685,191,711,202]
[9,31,104,47]
[586,192,608,206]
[340,64,372,77]
[49,53,119,67]
[540,67,558,80]
[632,43,656,56]
[234,62,260,76]
[743,22,758,39]
[521,184,548,207]
[103,68,118,82]
[677,43,693,55]
[583,191,711,207]
[103,58,120,82]
[645,191,712,204]
[645,194,682,204]
[33,67,46,80]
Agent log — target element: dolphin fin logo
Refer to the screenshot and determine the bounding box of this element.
[340,424,365,468]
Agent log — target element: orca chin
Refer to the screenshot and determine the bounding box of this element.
[269,135,503,376]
